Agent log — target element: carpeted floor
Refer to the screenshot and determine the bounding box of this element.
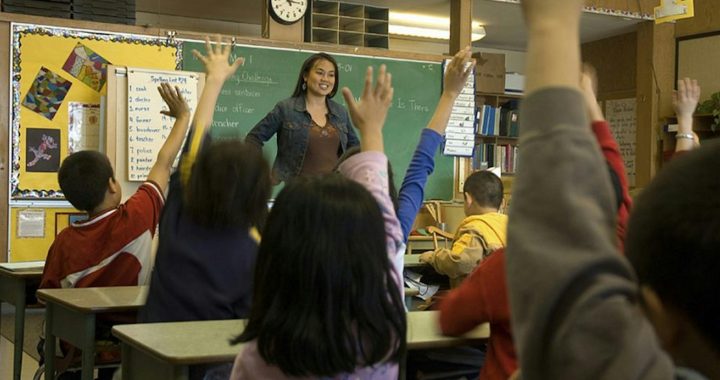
[0,304,44,361]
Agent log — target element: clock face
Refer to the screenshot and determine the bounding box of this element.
[269,0,308,25]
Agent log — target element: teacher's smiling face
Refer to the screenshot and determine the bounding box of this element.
[303,59,336,98]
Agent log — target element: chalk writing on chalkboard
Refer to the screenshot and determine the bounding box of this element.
[605,98,637,187]
[126,68,199,181]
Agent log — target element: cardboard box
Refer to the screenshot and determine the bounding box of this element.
[472,52,506,94]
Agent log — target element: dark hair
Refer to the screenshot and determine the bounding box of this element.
[336,146,399,211]
[184,140,271,229]
[626,140,720,352]
[463,170,503,209]
[232,174,406,377]
[291,53,340,98]
[58,150,114,212]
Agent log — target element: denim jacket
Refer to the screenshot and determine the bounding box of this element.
[245,95,359,182]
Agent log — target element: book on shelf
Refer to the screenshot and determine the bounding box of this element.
[473,143,518,174]
[477,100,519,137]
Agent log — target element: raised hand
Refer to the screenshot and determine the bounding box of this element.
[341,65,394,152]
[579,64,604,122]
[673,77,701,120]
[443,46,474,98]
[158,82,190,120]
[192,35,244,82]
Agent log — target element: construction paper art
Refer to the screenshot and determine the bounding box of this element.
[22,67,72,120]
[63,42,111,91]
[25,128,60,172]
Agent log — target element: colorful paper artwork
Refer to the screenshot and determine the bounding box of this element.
[62,43,111,92]
[22,67,73,120]
[25,128,61,172]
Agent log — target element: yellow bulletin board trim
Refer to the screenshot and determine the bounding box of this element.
[10,23,181,199]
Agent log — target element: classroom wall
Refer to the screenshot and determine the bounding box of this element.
[676,0,720,37]
[135,12,261,37]
[389,37,526,73]
[582,32,637,99]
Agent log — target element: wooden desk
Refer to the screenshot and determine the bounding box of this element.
[113,319,244,380]
[404,253,429,269]
[112,311,489,380]
[407,235,450,254]
[406,310,488,349]
[0,265,43,380]
[36,286,147,380]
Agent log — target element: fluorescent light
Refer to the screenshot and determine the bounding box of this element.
[389,11,486,41]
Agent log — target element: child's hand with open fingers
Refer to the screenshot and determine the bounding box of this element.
[192,35,244,82]
[444,46,474,99]
[158,82,190,120]
[341,65,394,153]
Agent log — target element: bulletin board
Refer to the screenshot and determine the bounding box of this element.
[10,23,180,199]
[676,31,720,102]
[7,23,180,261]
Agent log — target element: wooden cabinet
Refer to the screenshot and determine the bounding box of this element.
[306,0,389,49]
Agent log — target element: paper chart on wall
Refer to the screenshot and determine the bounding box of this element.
[605,98,636,187]
[126,68,199,181]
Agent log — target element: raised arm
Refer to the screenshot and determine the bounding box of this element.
[397,47,474,240]
[145,82,191,193]
[339,65,404,286]
[580,65,632,251]
[506,1,673,379]
[178,36,244,185]
[673,77,701,153]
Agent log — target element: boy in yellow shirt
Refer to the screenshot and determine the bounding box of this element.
[419,170,507,287]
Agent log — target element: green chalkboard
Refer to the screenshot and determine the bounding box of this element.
[181,42,453,199]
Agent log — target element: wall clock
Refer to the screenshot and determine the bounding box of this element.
[269,0,308,25]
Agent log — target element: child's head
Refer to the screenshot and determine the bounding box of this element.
[626,141,720,364]
[234,174,406,377]
[58,150,118,213]
[185,140,271,229]
[463,170,504,216]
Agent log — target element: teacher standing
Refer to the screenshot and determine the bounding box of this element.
[245,53,359,184]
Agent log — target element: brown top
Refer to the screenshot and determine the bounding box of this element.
[298,120,341,177]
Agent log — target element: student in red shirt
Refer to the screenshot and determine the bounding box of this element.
[437,65,632,380]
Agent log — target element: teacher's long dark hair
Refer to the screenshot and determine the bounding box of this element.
[291,53,340,98]
[232,174,406,377]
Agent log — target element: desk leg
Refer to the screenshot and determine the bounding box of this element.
[13,287,26,380]
[44,305,56,380]
[80,316,96,380]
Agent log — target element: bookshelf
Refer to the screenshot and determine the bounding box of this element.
[473,92,522,175]
[305,1,389,49]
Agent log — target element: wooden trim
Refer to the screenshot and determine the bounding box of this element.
[449,0,472,54]
[0,11,447,63]
[0,21,9,261]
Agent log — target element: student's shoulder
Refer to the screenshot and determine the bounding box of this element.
[132,181,165,203]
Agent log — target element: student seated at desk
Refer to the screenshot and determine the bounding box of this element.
[419,170,508,288]
[140,37,269,328]
[437,66,634,380]
[40,80,189,289]
[37,41,191,380]
[229,65,405,380]
[506,1,720,379]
